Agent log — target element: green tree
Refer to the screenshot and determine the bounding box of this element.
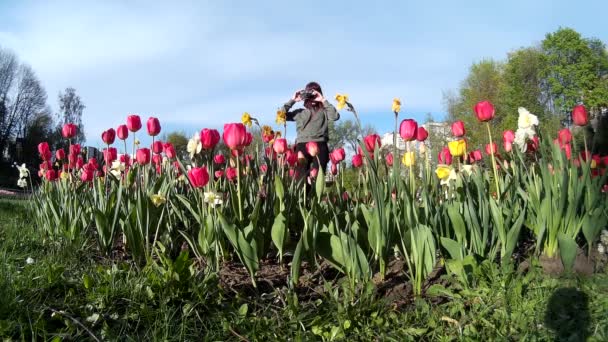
[162,131,189,160]
[329,119,376,153]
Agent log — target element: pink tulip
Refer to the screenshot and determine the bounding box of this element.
[485,143,497,156]
[127,115,142,132]
[306,141,319,157]
[55,148,65,161]
[399,119,417,141]
[386,153,394,166]
[330,148,346,164]
[310,168,318,178]
[331,163,338,175]
[352,154,363,168]
[102,128,116,145]
[285,150,298,166]
[147,117,161,136]
[438,147,452,165]
[572,105,588,126]
[451,121,465,137]
[214,153,226,164]
[62,123,77,139]
[215,170,224,179]
[363,134,381,152]
[226,167,237,181]
[273,138,288,154]
[117,124,129,140]
[45,169,58,181]
[503,130,515,143]
[188,166,209,188]
[201,128,220,150]
[416,127,429,141]
[474,101,495,122]
[152,140,164,154]
[81,169,94,182]
[38,142,52,161]
[103,147,118,164]
[558,128,572,145]
[136,148,151,165]
[260,164,268,173]
[164,143,176,159]
[223,123,248,150]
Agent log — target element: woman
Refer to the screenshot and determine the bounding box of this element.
[280,82,340,176]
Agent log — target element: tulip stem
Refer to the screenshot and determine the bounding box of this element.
[486,123,500,202]
[236,153,243,222]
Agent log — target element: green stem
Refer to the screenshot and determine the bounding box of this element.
[236,152,243,222]
[486,122,500,201]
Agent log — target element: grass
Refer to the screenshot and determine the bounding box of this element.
[1,199,607,341]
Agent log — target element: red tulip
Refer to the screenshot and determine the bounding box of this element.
[70,144,81,156]
[572,105,588,126]
[226,167,237,181]
[504,141,513,153]
[399,119,417,141]
[152,140,164,154]
[81,169,94,182]
[136,148,151,165]
[117,124,129,140]
[152,154,163,166]
[214,153,226,164]
[164,143,176,159]
[62,123,77,139]
[330,148,346,164]
[38,142,51,161]
[602,156,608,167]
[120,154,131,166]
[87,158,99,170]
[260,164,268,173]
[102,128,116,145]
[40,161,52,170]
[201,128,220,150]
[214,170,224,179]
[331,163,338,175]
[503,130,515,143]
[562,143,572,160]
[438,147,453,165]
[527,136,539,152]
[363,134,381,152]
[558,128,572,145]
[472,150,483,161]
[474,101,495,122]
[244,132,253,146]
[306,141,319,157]
[103,147,118,164]
[146,117,161,136]
[127,115,142,132]
[45,169,58,181]
[55,148,65,161]
[76,156,84,170]
[450,121,465,137]
[223,123,248,150]
[352,154,363,168]
[485,143,497,156]
[310,168,318,178]
[285,150,298,166]
[416,127,429,141]
[273,138,288,154]
[386,152,394,166]
[187,166,209,188]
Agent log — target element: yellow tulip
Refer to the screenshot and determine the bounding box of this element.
[392,98,401,113]
[335,94,349,110]
[435,165,451,180]
[448,139,466,157]
[276,109,287,125]
[402,151,415,166]
[241,112,253,127]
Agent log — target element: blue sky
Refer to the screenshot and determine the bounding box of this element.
[0,0,607,148]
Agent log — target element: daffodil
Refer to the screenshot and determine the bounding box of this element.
[262,125,273,136]
[134,139,141,146]
[402,151,415,166]
[60,171,69,180]
[150,192,167,207]
[17,178,27,188]
[461,164,475,176]
[448,139,466,157]
[186,133,202,159]
[440,168,458,186]
[276,109,287,125]
[242,112,253,127]
[517,107,539,129]
[335,94,349,110]
[16,163,29,178]
[392,98,401,113]
[204,191,223,206]
[435,165,451,180]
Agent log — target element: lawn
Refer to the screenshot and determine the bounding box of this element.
[1,199,606,341]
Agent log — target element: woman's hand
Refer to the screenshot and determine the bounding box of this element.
[292,90,304,102]
[312,90,325,103]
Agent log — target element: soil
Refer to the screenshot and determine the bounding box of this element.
[518,247,605,276]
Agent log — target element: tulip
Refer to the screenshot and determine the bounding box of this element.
[147,117,161,136]
[602,156,608,167]
[330,163,338,175]
[214,153,226,164]
[309,168,318,178]
[474,100,495,122]
[289,168,298,178]
[438,147,452,165]
[448,140,466,157]
[558,128,572,145]
[472,150,483,161]
[451,121,466,137]
[416,127,429,141]
[45,169,58,181]
[285,150,298,166]
[70,144,81,156]
[435,165,451,180]
[120,154,131,166]
[87,158,99,170]
[363,134,381,152]
[103,147,118,164]
[562,143,572,160]
[52,149,64,162]
[38,142,51,161]
[306,141,319,157]
[136,148,151,165]
[385,152,394,166]
[81,169,94,182]
[485,143,497,156]
[527,136,539,152]
[273,138,288,154]
[503,130,515,143]
[352,154,363,168]
[223,123,248,150]
[215,170,224,179]
[260,164,268,173]
[151,140,163,154]
[117,124,129,140]
[76,156,84,170]
[226,167,237,181]
[62,123,78,139]
[102,128,116,145]
[399,119,417,141]
[330,148,345,164]
[127,115,142,132]
[40,161,52,170]
[201,128,220,150]
[402,151,415,167]
[152,154,163,166]
[163,143,176,159]
[188,166,209,188]
[572,104,588,126]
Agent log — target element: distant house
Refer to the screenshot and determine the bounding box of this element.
[381,122,451,151]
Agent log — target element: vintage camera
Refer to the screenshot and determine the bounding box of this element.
[300,89,315,101]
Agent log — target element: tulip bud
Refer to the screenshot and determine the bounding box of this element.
[385,152,394,166]
[226,167,237,181]
[147,117,161,136]
[416,127,429,141]
[399,119,417,141]
[152,140,163,154]
[215,170,224,179]
[352,154,363,168]
[572,105,588,126]
[117,124,129,140]
[330,148,345,164]
[136,148,151,165]
[451,121,465,137]
[188,166,209,188]
[201,128,220,150]
[474,101,495,122]
[485,143,497,156]
[62,123,78,139]
[214,154,226,164]
[273,138,288,154]
[330,163,338,175]
[363,134,381,152]
[503,130,515,144]
[163,143,176,159]
[102,128,116,145]
[55,148,65,161]
[127,115,142,132]
[306,141,319,157]
[438,147,452,165]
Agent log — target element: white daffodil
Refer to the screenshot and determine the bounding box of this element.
[16,163,29,178]
[517,107,539,129]
[17,178,27,188]
[187,133,202,159]
[514,127,536,152]
[461,164,475,176]
[110,160,126,178]
[440,168,458,186]
[203,191,223,207]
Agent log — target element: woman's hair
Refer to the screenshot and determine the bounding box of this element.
[304,81,323,111]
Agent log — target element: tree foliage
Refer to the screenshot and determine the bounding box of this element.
[57,87,86,145]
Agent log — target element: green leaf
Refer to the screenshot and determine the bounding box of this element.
[558,233,577,272]
[447,205,466,242]
[440,237,464,260]
[82,274,93,290]
[271,212,287,261]
[290,238,304,286]
[315,167,325,199]
[274,176,285,202]
[238,303,248,317]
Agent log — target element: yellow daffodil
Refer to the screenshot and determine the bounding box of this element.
[276,109,287,125]
[134,139,141,146]
[241,112,253,127]
[591,159,597,168]
[448,139,466,157]
[335,94,349,110]
[392,98,401,113]
[435,165,451,180]
[262,125,273,136]
[402,151,415,166]
[60,171,69,180]
[150,193,167,207]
